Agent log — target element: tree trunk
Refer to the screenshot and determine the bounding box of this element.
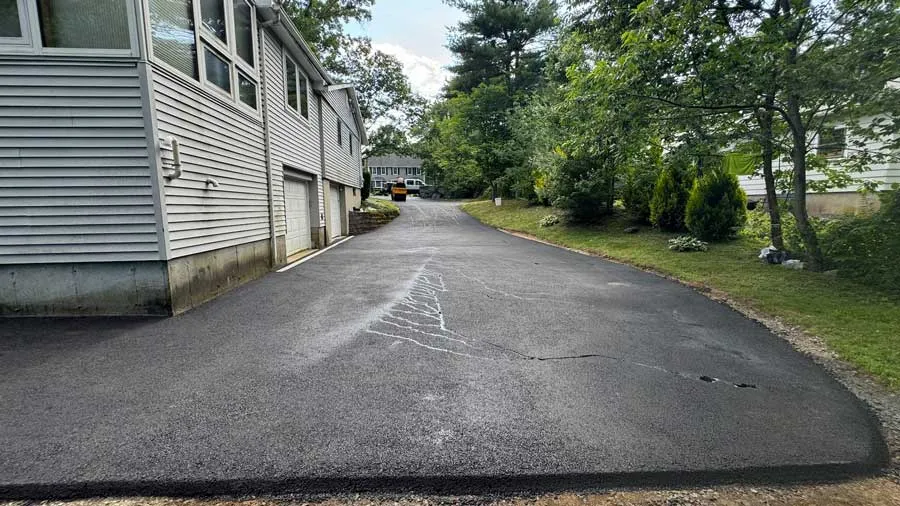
[757,104,784,249]
[786,97,824,270]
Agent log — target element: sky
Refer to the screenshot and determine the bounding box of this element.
[346,0,465,99]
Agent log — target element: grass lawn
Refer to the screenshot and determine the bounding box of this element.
[462,199,900,390]
[362,197,400,216]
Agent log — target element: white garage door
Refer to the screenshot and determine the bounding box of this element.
[330,184,342,239]
[284,178,312,255]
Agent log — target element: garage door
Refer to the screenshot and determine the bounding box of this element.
[330,184,342,239]
[284,178,312,255]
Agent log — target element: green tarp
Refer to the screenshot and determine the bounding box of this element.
[722,152,760,176]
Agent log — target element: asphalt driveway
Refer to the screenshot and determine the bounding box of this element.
[0,200,887,498]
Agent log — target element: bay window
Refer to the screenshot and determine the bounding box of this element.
[1,0,137,53]
[149,0,259,111]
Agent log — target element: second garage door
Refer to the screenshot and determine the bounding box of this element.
[284,178,312,255]
[330,184,342,239]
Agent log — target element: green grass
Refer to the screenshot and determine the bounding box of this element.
[462,199,900,390]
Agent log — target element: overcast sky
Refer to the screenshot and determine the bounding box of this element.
[346,0,464,99]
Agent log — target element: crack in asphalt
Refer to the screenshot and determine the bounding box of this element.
[365,266,762,390]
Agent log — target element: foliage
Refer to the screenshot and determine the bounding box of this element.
[818,191,900,295]
[539,214,560,227]
[445,0,558,95]
[283,0,373,58]
[361,171,371,202]
[667,236,709,252]
[685,170,748,241]
[361,198,399,218]
[649,163,693,232]
[621,157,661,224]
[367,124,413,158]
[548,155,615,223]
[462,200,900,390]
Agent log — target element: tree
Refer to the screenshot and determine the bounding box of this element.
[446,0,558,94]
[570,0,900,270]
[283,0,374,61]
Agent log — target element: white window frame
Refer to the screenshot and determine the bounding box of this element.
[0,0,31,47]
[144,0,260,116]
[337,118,343,147]
[283,51,310,121]
[0,0,140,56]
[817,126,847,160]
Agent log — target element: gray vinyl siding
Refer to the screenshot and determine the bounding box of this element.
[151,64,270,258]
[0,60,160,264]
[322,89,362,188]
[261,30,322,235]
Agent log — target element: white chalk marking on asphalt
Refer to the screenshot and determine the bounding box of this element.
[277,236,354,272]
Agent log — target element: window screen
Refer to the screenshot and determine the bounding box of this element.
[233,0,253,66]
[38,0,130,49]
[1,0,22,37]
[150,0,198,79]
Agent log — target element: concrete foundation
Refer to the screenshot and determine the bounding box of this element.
[0,262,170,316]
[167,238,272,315]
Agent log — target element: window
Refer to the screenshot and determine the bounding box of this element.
[349,135,354,155]
[284,55,308,118]
[3,0,135,51]
[817,127,846,159]
[149,0,258,111]
[391,167,400,176]
[337,119,343,147]
[1,0,25,40]
[233,0,253,66]
[150,0,198,79]
[199,0,226,43]
[237,71,256,108]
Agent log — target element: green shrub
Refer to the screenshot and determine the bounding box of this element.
[550,156,616,223]
[539,214,560,227]
[650,163,693,231]
[685,170,748,240]
[622,163,660,223]
[818,190,900,294]
[362,171,371,201]
[668,235,709,252]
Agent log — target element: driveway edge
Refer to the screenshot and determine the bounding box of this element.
[493,227,898,478]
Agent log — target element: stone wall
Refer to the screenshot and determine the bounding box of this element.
[349,210,398,235]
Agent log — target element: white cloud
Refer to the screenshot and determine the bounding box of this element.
[373,42,451,100]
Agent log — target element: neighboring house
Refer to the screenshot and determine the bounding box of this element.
[738,120,900,215]
[367,155,425,190]
[0,0,365,316]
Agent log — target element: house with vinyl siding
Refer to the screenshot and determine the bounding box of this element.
[0,0,365,316]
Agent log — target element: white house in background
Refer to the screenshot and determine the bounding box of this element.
[738,119,900,215]
[367,155,425,190]
[0,0,365,316]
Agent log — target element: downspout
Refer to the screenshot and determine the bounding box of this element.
[317,91,327,243]
[258,23,278,267]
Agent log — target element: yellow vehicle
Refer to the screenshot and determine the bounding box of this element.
[389,178,407,202]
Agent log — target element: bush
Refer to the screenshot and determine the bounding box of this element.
[539,214,560,227]
[650,163,693,231]
[817,190,900,294]
[362,171,371,202]
[685,170,748,240]
[668,235,709,252]
[622,163,660,223]
[550,156,616,223]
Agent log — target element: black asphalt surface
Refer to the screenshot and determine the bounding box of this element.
[0,200,888,499]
